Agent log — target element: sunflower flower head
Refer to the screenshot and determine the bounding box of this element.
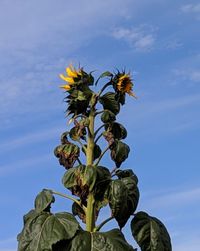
[59,64,82,91]
[115,72,136,98]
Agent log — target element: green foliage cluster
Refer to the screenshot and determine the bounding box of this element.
[18,66,172,251]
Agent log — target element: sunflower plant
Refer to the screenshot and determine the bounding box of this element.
[17,64,172,251]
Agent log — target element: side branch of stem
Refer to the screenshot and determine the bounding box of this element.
[52,190,86,212]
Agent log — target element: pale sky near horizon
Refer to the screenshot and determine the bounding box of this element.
[0,0,200,250]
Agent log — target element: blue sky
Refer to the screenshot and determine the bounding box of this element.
[0,0,200,250]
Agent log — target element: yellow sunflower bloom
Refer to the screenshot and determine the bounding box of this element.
[59,64,82,90]
[117,74,136,98]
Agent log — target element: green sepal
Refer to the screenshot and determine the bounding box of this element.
[105,122,127,140]
[131,211,172,251]
[110,140,130,168]
[66,88,92,116]
[17,211,80,251]
[101,110,116,123]
[99,92,120,115]
[34,189,55,213]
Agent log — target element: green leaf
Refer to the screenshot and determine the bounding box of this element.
[116,169,138,183]
[62,167,78,189]
[108,176,139,228]
[94,166,111,209]
[99,71,113,79]
[95,71,113,85]
[92,229,136,251]
[72,202,86,223]
[110,140,130,168]
[99,92,120,115]
[62,229,136,251]
[105,122,127,140]
[84,165,97,192]
[18,211,80,251]
[69,127,86,141]
[67,230,91,251]
[121,176,139,214]
[101,110,116,123]
[108,179,128,228]
[54,143,80,169]
[131,211,172,251]
[34,189,55,213]
[62,165,89,201]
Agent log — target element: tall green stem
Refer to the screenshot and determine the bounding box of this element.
[86,96,96,232]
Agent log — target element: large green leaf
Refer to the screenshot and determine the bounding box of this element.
[94,166,111,210]
[121,176,139,214]
[99,92,120,115]
[92,229,136,251]
[110,140,130,168]
[66,230,91,251]
[108,180,128,228]
[108,176,139,228]
[131,211,172,251]
[34,189,55,213]
[62,165,98,201]
[61,229,136,251]
[18,211,80,251]
[84,165,97,192]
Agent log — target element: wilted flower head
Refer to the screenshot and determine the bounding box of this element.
[114,72,136,98]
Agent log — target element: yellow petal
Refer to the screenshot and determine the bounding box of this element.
[66,66,78,78]
[59,74,74,83]
[60,84,71,91]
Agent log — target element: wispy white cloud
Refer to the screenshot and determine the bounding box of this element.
[0,126,63,153]
[181,3,200,16]
[112,25,156,51]
[0,0,134,52]
[145,187,200,210]
[0,153,52,176]
[173,68,200,83]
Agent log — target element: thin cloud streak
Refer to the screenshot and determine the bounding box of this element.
[0,153,52,176]
[142,187,200,210]
[0,126,63,153]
